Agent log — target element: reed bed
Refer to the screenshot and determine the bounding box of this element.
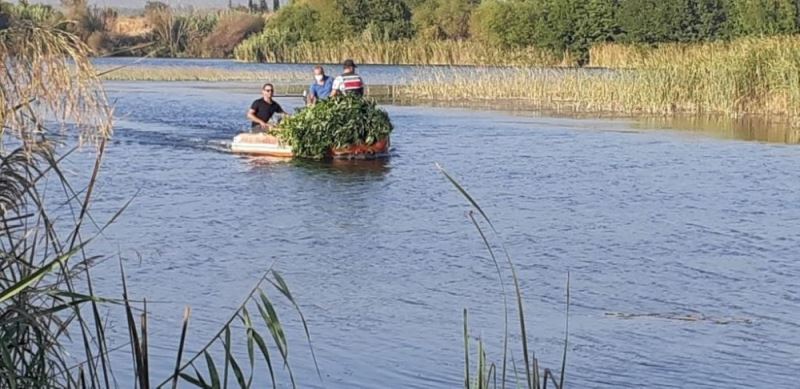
[98,66,308,82]
[403,36,800,124]
[234,36,566,66]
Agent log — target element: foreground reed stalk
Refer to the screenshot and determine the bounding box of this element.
[1,14,314,388]
[438,164,570,389]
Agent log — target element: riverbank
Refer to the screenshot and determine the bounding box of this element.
[401,36,800,126]
[100,35,800,128]
[232,37,567,66]
[98,66,309,82]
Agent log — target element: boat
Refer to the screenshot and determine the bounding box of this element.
[231,133,390,159]
[230,133,294,158]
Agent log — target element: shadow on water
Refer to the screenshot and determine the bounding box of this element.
[245,155,392,178]
[636,114,800,144]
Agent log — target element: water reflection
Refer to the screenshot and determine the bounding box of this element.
[245,155,392,178]
[637,115,800,144]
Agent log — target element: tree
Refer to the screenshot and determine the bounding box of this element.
[470,0,546,47]
[617,0,688,43]
[727,0,797,36]
[412,0,479,40]
[337,0,414,40]
[585,0,620,43]
[695,0,730,40]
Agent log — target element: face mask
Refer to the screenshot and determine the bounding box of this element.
[315,75,324,82]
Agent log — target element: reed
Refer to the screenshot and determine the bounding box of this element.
[437,165,570,389]
[1,16,313,388]
[402,35,800,124]
[234,35,566,66]
[97,66,309,82]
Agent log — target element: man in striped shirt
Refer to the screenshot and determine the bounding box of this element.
[331,59,364,97]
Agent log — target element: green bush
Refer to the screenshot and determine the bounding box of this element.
[338,0,414,40]
[470,0,545,47]
[4,2,60,25]
[267,3,323,41]
[412,0,478,40]
[727,0,797,36]
[263,0,351,42]
[277,95,393,159]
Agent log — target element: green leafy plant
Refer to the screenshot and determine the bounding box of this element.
[276,95,393,159]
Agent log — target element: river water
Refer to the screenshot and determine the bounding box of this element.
[63,59,800,388]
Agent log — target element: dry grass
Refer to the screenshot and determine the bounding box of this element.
[402,36,800,125]
[97,66,308,82]
[112,15,151,36]
[234,36,566,66]
[0,20,112,143]
[201,11,264,58]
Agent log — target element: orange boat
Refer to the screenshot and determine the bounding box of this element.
[231,133,390,159]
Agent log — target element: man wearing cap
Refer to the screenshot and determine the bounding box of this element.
[331,59,364,97]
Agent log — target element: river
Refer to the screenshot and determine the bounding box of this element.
[63,59,800,388]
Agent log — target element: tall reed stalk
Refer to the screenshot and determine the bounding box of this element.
[402,35,800,125]
[234,34,565,66]
[438,165,570,389]
[1,14,313,388]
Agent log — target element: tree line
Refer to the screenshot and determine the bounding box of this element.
[6,0,800,64]
[268,0,800,63]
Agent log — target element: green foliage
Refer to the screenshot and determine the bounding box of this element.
[470,0,545,47]
[233,28,297,61]
[412,0,478,40]
[728,0,798,36]
[617,0,686,43]
[338,0,415,40]
[4,1,59,25]
[277,95,393,159]
[268,3,323,41]
[12,0,800,65]
[264,0,351,42]
[695,0,731,40]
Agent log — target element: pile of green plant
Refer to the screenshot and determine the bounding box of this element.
[276,95,393,159]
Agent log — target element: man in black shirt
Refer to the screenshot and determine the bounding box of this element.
[247,83,286,130]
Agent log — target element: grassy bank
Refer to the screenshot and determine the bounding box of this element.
[97,66,308,82]
[233,36,568,66]
[400,36,800,125]
[96,35,800,126]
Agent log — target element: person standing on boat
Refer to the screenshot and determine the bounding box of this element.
[247,83,286,131]
[307,65,333,105]
[330,59,364,97]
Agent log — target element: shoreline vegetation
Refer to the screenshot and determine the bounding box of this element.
[2,11,569,387]
[99,34,800,128]
[9,0,800,124]
[403,36,800,125]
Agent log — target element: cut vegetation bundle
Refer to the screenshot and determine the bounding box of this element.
[277,95,393,159]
